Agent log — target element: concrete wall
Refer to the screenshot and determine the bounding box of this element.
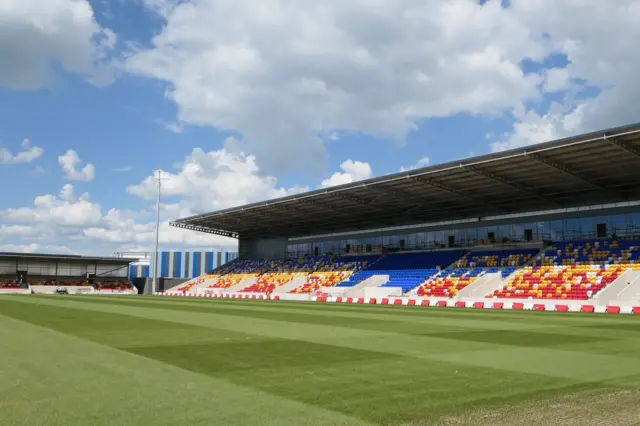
[239,237,288,260]
[143,278,188,294]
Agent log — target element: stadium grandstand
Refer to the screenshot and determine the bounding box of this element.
[161,122,640,313]
[0,252,138,295]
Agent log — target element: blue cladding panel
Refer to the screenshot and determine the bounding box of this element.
[193,251,204,277]
[129,266,135,279]
[161,252,169,278]
[175,251,182,278]
[207,252,214,272]
[193,252,200,278]
[144,265,150,278]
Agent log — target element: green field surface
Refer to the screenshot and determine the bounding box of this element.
[2,295,640,425]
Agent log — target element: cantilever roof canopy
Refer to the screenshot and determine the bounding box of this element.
[0,252,135,264]
[171,122,640,239]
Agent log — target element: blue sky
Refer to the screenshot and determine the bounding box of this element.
[0,0,638,255]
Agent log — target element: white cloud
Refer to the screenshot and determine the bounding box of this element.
[127,145,308,213]
[0,0,116,90]
[490,102,585,152]
[0,183,239,255]
[400,157,430,172]
[123,0,640,165]
[0,139,44,164]
[2,184,102,227]
[543,68,572,93]
[0,243,76,255]
[4,147,379,255]
[320,160,373,188]
[0,225,41,238]
[493,1,640,151]
[58,149,96,181]
[126,0,546,174]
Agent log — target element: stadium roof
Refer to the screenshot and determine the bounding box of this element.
[172,122,640,239]
[0,252,136,264]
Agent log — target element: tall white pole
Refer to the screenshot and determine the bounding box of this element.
[152,171,162,294]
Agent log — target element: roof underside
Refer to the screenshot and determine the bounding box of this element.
[172,123,640,239]
[0,252,134,264]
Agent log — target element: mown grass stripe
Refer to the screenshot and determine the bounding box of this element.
[0,314,371,426]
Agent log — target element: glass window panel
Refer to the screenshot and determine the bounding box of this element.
[486,226,497,239]
[497,225,509,241]
[628,213,640,230]
[465,227,478,243]
[553,220,565,241]
[511,223,524,241]
[611,215,626,233]
[581,217,594,238]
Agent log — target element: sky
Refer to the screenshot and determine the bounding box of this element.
[0,0,639,256]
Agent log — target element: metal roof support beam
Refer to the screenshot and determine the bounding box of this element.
[170,222,238,239]
[213,216,262,227]
[365,184,420,201]
[462,165,564,207]
[605,137,640,160]
[332,192,374,205]
[410,176,510,214]
[271,203,307,214]
[297,199,352,216]
[327,192,397,213]
[524,152,610,191]
[526,151,630,201]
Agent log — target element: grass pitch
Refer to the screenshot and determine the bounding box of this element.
[1,296,640,425]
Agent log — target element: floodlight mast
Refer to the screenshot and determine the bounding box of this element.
[151,171,165,294]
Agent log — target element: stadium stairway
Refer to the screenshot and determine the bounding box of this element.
[452,271,502,299]
[412,248,540,298]
[165,275,218,294]
[593,269,640,304]
[271,275,310,295]
[327,275,390,298]
[452,247,545,299]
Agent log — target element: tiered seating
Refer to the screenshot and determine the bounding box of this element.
[241,273,302,293]
[535,240,640,266]
[0,279,21,289]
[416,249,539,297]
[291,271,351,294]
[337,251,467,293]
[208,274,257,289]
[30,279,86,286]
[290,255,378,294]
[489,240,640,300]
[488,265,624,299]
[454,249,538,268]
[97,280,134,291]
[218,259,282,275]
[174,275,215,292]
[206,259,276,289]
[416,268,486,297]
